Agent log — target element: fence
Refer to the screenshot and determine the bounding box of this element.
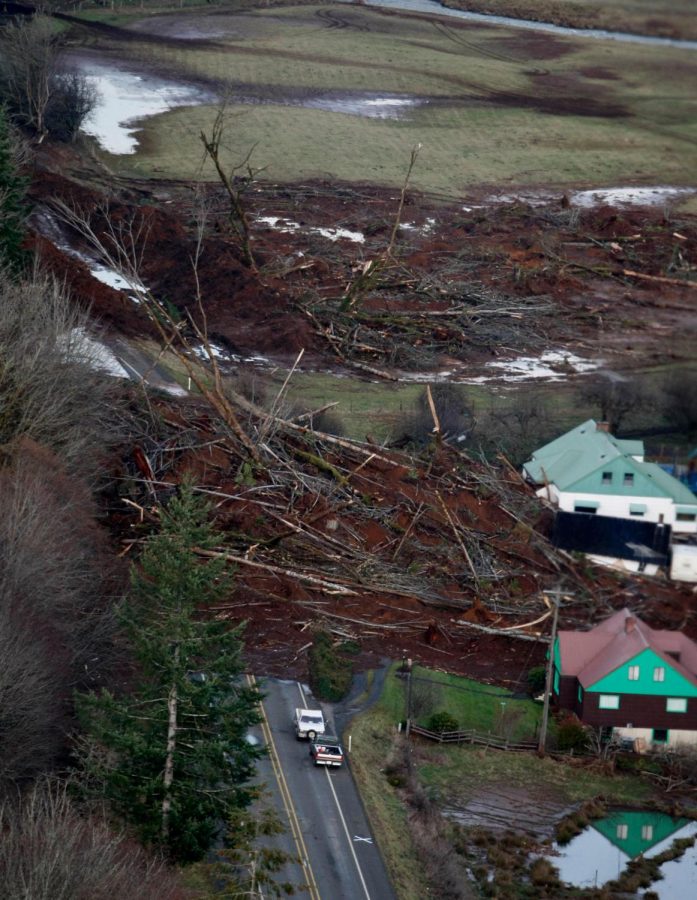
[409,723,538,753]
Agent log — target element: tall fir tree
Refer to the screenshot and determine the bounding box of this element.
[77,481,262,863]
[0,107,27,272]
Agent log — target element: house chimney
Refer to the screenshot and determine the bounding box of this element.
[624,616,636,634]
[596,421,610,433]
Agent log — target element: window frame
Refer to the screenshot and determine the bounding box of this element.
[653,666,665,682]
[628,665,640,681]
[598,694,620,710]
[623,472,635,486]
[666,698,687,714]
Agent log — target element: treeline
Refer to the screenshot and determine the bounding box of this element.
[391,372,697,465]
[0,93,280,897]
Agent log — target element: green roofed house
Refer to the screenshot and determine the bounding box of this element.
[523,420,697,534]
[523,420,697,579]
[553,608,697,749]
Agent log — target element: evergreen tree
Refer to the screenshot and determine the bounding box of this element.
[77,481,262,863]
[0,107,27,272]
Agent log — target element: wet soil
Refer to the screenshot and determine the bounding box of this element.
[22,10,697,683]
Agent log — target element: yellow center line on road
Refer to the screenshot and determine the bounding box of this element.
[247,674,321,900]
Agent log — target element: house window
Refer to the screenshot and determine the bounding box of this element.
[623,473,635,486]
[653,728,669,744]
[666,698,687,713]
[653,667,665,682]
[602,472,613,484]
[616,824,628,840]
[574,504,598,514]
[599,694,620,710]
[676,513,697,522]
[641,825,654,841]
[628,666,640,681]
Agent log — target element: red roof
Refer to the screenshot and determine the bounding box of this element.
[557,608,697,690]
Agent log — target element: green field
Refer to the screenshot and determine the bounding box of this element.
[379,663,544,739]
[73,4,697,194]
[444,0,697,41]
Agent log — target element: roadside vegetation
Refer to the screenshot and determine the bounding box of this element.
[349,664,662,898]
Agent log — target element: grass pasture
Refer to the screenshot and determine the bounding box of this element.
[443,0,697,41]
[73,4,697,194]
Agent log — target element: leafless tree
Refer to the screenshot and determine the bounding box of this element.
[0,442,122,787]
[475,390,553,465]
[0,17,57,139]
[392,383,474,448]
[660,369,697,440]
[199,106,266,270]
[0,779,188,900]
[0,268,122,481]
[409,677,443,722]
[45,70,99,143]
[578,373,653,434]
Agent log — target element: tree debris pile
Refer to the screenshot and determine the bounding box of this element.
[117,389,693,683]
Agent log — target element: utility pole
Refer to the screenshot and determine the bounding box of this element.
[406,661,413,737]
[538,586,562,757]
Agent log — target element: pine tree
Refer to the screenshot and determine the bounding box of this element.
[0,107,27,272]
[77,481,262,863]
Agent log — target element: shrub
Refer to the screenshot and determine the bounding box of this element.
[308,630,353,701]
[427,711,459,733]
[45,71,98,142]
[526,665,546,695]
[529,857,560,887]
[556,714,588,753]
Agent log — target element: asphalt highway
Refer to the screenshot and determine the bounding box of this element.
[251,676,396,900]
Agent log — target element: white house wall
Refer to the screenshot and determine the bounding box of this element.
[614,726,697,748]
[555,491,696,534]
[587,555,660,576]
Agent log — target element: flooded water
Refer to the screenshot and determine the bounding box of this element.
[546,810,697,895]
[303,95,424,119]
[75,60,213,154]
[351,0,697,50]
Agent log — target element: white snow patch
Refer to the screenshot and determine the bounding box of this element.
[192,342,232,361]
[570,186,695,208]
[65,328,130,378]
[78,62,213,154]
[257,216,364,243]
[482,350,599,381]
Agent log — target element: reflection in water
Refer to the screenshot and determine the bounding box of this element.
[547,811,697,895]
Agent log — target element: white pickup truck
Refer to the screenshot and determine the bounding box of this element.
[309,736,344,767]
[294,707,326,741]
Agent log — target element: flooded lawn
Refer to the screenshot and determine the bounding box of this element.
[546,810,697,894]
[73,59,214,154]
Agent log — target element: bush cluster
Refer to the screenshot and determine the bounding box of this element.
[308,631,354,701]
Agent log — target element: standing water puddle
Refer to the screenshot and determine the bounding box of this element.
[545,810,697,895]
[74,60,214,154]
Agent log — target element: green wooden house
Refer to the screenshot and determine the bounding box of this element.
[553,608,697,748]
